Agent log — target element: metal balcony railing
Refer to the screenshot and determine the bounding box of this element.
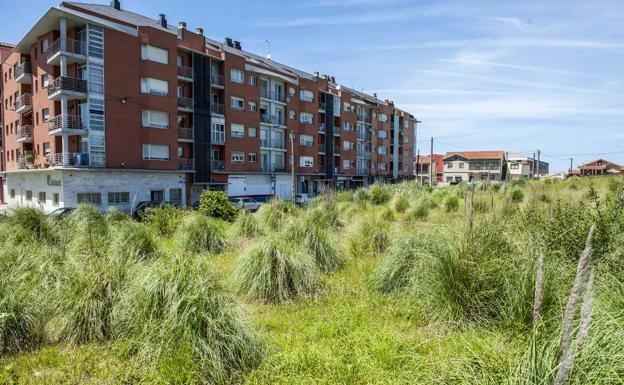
[17,125,33,141]
[47,76,88,96]
[177,65,193,79]
[17,156,34,170]
[48,114,84,132]
[262,163,286,173]
[260,89,286,102]
[177,96,193,110]
[211,130,225,144]
[15,62,32,79]
[15,94,32,112]
[210,103,224,115]
[211,73,224,86]
[260,114,285,126]
[212,160,225,171]
[47,38,87,59]
[357,130,370,141]
[179,158,194,170]
[178,127,193,140]
[46,152,90,167]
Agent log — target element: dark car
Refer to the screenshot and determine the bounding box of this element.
[132,201,165,221]
[48,207,75,218]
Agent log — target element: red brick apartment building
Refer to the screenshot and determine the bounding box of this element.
[415,154,443,184]
[0,1,419,212]
[578,159,622,176]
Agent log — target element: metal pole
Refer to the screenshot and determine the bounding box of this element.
[290,131,295,202]
[429,136,434,185]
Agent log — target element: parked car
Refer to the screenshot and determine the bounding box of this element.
[295,193,312,205]
[48,207,75,218]
[132,200,165,221]
[228,197,261,212]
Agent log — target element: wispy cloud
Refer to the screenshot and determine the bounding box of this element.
[490,16,535,31]
[439,57,604,78]
[256,6,423,26]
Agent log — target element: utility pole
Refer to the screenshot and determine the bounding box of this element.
[536,149,541,179]
[532,152,536,179]
[430,137,434,185]
[290,131,295,202]
[569,158,573,174]
[415,149,420,184]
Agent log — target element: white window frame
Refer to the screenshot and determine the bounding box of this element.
[231,124,245,138]
[300,112,314,124]
[248,152,257,163]
[231,96,244,111]
[232,151,245,164]
[141,77,169,96]
[141,44,169,65]
[300,156,314,168]
[299,134,313,146]
[299,89,314,102]
[248,101,257,112]
[141,110,169,129]
[142,144,170,160]
[230,68,244,84]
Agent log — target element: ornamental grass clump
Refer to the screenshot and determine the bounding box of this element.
[142,204,186,237]
[284,215,344,273]
[346,216,390,258]
[256,199,296,231]
[231,209,262,237]
[511,189,525,203]
[113,254,264,384]
[0,277,45,355]
[1,207,52,245]
[234,234,319,303]
[174,213,227,254]
[405,204,429,222]
[444,195,460,212]
[109,220,158,261]
[392,193,409,213]
[369,184,390,205]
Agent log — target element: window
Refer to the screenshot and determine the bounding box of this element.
[248,101,257,112]
[141,110,169,129]
[343,160,353,168]
[510,163,520,170]
[248,153,257,163]
[404,120,409,129]
[459,162,464,169]
[300,156,314,168]
[42,108,49,122]
[77,192,101,205]
[289,110,296,120]
[289,87,296,96]
[231,96,244,111]
[52,193,59,206]
[169,188,182,205]
[231,124,245,138]
[140,77,169,96]
[377,146,387,155]
[343,102,351,112]
[230,68,244,83]
[377,130,387,139]
[142,144,169,160]
[378,113,388,123]
[141,44,169,64]
[248,127,257,137]
[248,76,256,86]
[43,142,51,155]
[446,162,453,169]
[9,189,15,199]
[404,135,409,144]
[299,89,314,102]
[232,151,245,164]
[343,122,353,131]
[300,134,313,146]
[108,192,130,205]
[300,112,314,124]
[42,74,49,88]
[38,192,46,204]
[343,141,353,150]
[41,39,48,53]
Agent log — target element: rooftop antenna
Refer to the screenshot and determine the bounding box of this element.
[265,39,272,60]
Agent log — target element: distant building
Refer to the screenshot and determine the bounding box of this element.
[578,159,622,176]
[415,154,443,184]
[442,151,506,182]
[507,153,549,179]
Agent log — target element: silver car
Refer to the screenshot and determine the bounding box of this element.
[228,197,261,212]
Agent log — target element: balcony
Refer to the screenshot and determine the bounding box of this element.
[48,114,86,136]
[212,160,225,171]
[47,38,87,65]
[357,113,371,123]
[17,155,34,170]
[177,96,193,112]
[211,103,224,115]
[46,152,90,167]
[179,158,194,170]
[15,63,32,84]
[177,65,193,81]
[260,114,286,126]
[262,163,286,173]
[357,130,370,141]
[210,73,224,87]
[15,94,32,114]
[47,76,88,100]
[333,126,341,136]
[211,130,225,144]
[178,127,193,142]
[318,102,326,111]
[319,124,325,133]
[260,138,285,150]
[334,145,341,155]
[16,125,33,143]
[260,89,286,103]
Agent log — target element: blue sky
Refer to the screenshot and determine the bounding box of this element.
[2,0,623,172]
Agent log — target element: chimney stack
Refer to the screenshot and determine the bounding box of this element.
[159,13,167,28]
[178,21,187,29]
[225,37,234,47]
[111,0,120,10]
[178,22,186,39]
[195,27,204,35]
[234,40,241,50]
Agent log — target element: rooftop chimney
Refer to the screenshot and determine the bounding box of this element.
[330,76,336,83]
[225,37,234,47]
[178,22,186,39]
[195,27,204,35]
[373,93,377,98]
[234,40,241,50]
[178,21,187,29]
[314,71,320,77]
[111,0,120,10]
[159,13,167,28]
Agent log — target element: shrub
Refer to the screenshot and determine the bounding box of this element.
[380,207,396,222]
[234,235,319,303]
[444,195,460,212]
[369,184,390,205]
[392,193,409,213]
[113,254,264,383]
[198,191,238,222]
[174,214,227,254]
[406,204,429,221]
[511,189,525,203]
[353,188,370,203]
[105,207,129,222]
[143,204,186,237]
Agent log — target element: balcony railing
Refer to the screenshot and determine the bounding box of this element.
[211,103,224,114]
[319,124,325,132]
[333,126,341,136]
[212,160,225,171]
[357,113,371,123]
[334,145,341,155]
[15,62,32,82]
[261,138,285,149]
[15,94,32,113]
[47,38,87,60]
[262,163,286,173]
[46,152,90,167]
[260,89,286,102]
[47,76,88,98]
[17,156,34,170]
[178,127,193,140]
[179,158,194,170]
[357,130,370,141]
[318,102,326,111]
[212,130,225,144]
[16,125,33,142]
[177,96,193,110]
[177,65,193,79]
[48,114,84,133]
[260,114,285,126]
[211,73,224,86]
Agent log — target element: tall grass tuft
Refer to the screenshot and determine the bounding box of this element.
[231,209,262,237]
[284,216,344,273]
[174,213,227,254]
[1,207,51,244]
[113,254,264,383]
[109,221,158,261]
[444,195,459,212]
[234,235,319,303]
[347,216,390,258]
[392,193,409,213]
[142,204,186,237]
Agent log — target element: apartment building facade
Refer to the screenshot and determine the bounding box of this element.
[442,151,507,182]
[507,153,549,179]
[0,42,14,201]
[415,154,443,184]
[578,159,622,176]
[1,1,418,212]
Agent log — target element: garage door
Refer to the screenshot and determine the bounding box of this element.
[227,176,246,197]
[275,175,293,201]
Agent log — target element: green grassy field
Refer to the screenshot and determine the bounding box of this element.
[1,176,623,384]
